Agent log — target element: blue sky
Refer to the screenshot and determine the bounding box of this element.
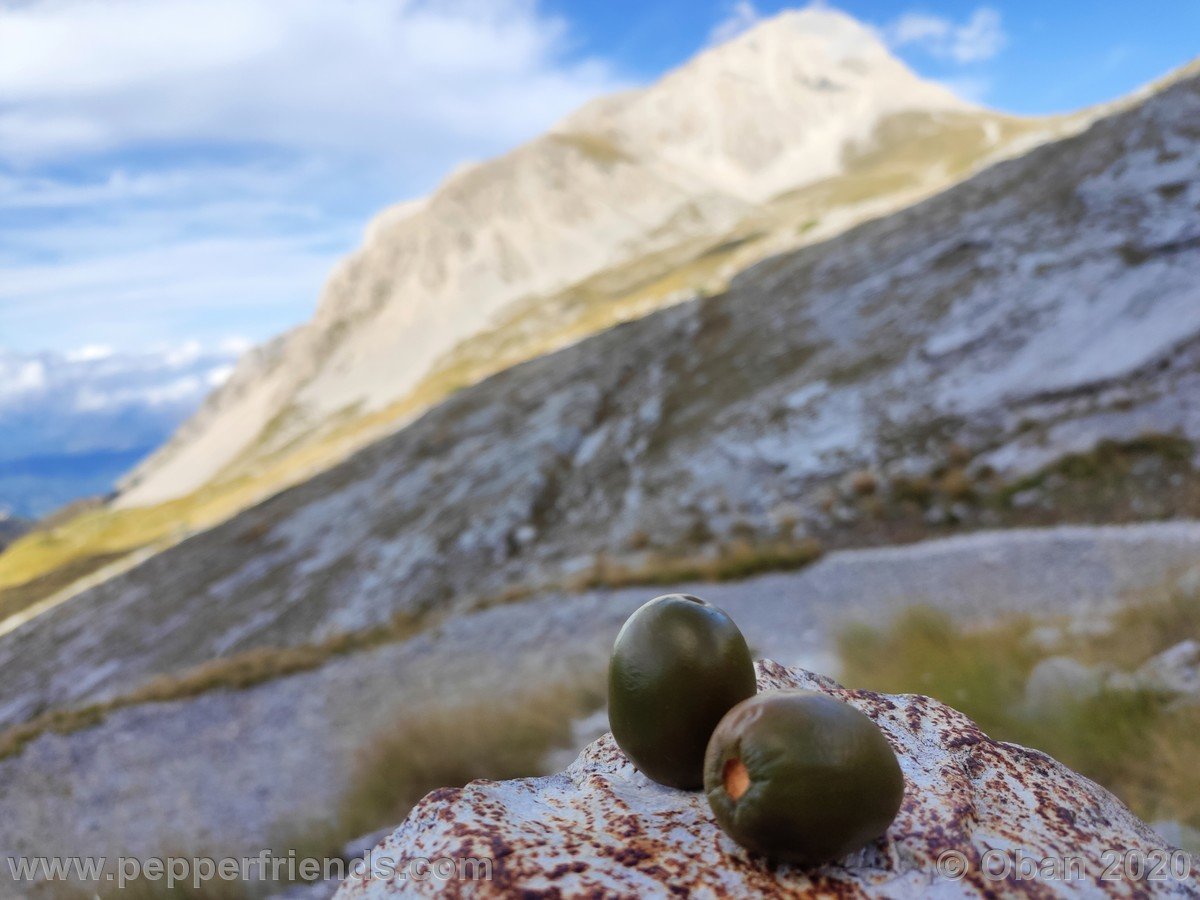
[1,0,1197,357]
[551,1,1200,113]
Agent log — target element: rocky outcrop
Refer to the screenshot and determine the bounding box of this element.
[337,661,1196,898]
[1135,641,1200,699]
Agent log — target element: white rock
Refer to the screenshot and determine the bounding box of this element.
[1177,566,1200,600]
[1134,640,1200,698]
[1027,624,1065,652]
[335,661,1191,898]
[1153,820,1200,855]
[1021,656,1109,719]
[1011,488,1043,509]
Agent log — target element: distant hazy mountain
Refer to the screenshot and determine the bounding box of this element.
[118,7,1056,509]
[0,514,27,553]
[0,344,241,517]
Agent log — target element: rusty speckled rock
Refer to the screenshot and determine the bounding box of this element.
[334,661,1198,898]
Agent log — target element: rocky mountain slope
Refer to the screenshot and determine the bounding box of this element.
[0,60,1197,725]
[0,55,1198,888]
[115,8,1043,511]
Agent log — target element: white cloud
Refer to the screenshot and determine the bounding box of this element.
[0,163,323,210]
[0,342,246,514]
[889,13,952,46]
[65,344,114,363]
[0,344,241,420]
[885,7,1006,64]
[0,221,352,350]
[9,361,46,395]
[164,341,204,368]
[71,388,116,412]
[143,376,207,406]
[206,364,237,388]
[75,375,205,411]
[952,8,1006,62]
[0,0,627,356]
[217,336,254,357]
[710,1,763,46]
[0,0,623,164]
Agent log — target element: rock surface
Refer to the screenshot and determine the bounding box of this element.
[1020,656,1110,719]
[1133,640,1200,699]
[337,661,1197,898]
[1022,638,1200,715]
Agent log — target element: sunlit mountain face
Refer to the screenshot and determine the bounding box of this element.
[0,341,244,517]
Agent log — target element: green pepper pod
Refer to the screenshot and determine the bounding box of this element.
[704,690,904,864]
[609,594,756,789]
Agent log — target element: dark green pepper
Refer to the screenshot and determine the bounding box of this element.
[704,690,905,864]
[608,594,756,789]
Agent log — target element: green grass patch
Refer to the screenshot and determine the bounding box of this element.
[994,433,1194,507]
[1075,585,1200,671]
[839,581,1200,828]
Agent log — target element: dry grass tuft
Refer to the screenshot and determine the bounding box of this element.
[936,468,974,501]
[840,606,1039,715]
[839,578,1200,828]
[0,611,427,761]
[889,474,935,507]
[1074,584,1200,671]
[337,672,606,839]
[575,537,824,590]
[994,433,1194,509]
[50,671,606,898]
[849,470,879,496]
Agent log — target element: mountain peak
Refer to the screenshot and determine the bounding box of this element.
[695,4,923,84]
[732,5,887,53]
[561,6,970,203]
[118,4,1000,509]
